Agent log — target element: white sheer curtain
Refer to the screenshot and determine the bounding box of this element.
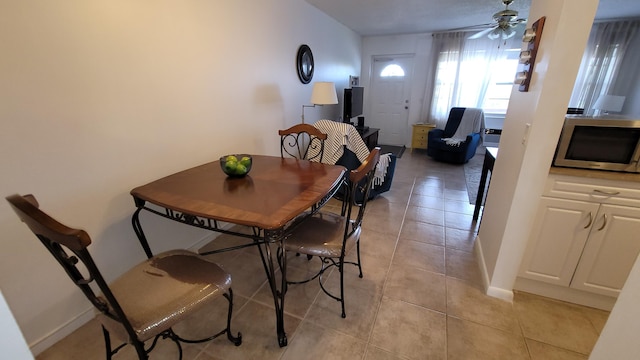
[423,32,516,128]
[425,32,465,128]
[570,20,640,114]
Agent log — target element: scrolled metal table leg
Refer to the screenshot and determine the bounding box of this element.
[132,206,154,258]
[257,229,288,347]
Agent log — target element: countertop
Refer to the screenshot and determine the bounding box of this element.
[549,166,640,183]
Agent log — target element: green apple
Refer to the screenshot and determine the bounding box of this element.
[240,156,251,167]
[235,163,247,175]
[224,161,237,173]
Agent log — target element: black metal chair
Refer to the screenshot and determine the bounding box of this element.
[282,148,381,318]
[6,194,241,360]
[279,123,328,161]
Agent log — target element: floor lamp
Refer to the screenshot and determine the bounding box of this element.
[301,82,338,124]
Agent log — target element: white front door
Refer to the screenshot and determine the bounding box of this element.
[368,55,414,146]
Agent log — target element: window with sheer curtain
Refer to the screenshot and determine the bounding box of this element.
[423,20,640,127]
[569,20,639,115]
[423,32,520,128]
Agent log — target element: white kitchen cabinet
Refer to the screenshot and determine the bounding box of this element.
[518,173,640,302]
[571,204,640,296]
[519,197,599,287]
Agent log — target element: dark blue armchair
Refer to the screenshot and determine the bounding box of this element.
[427,107,484,164]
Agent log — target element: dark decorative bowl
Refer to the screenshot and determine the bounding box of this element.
[220,154,252,177]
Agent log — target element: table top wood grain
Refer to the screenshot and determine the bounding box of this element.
[131,155,346,230]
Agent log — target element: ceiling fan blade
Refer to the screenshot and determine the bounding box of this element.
[468,27,495,40]
[447,22,495,32]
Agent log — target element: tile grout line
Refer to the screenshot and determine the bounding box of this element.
[360,175,416,359]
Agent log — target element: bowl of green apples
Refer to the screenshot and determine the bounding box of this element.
[220,154,252,177]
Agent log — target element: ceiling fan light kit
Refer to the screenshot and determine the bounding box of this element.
[487,26,517,40]
[514,16,546,92]
[469,0,525,40]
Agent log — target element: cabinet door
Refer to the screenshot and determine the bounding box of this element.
[571,204,640,297]
[519,197,599,286]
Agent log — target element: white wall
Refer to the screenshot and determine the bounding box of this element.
[0,0,361,354]
[476,0,599,298]
[589,249,640,359]
[0,291,33,359]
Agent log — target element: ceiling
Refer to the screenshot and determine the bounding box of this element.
[306,0,640,36]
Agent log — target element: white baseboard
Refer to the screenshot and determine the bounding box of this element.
[486,286,514,303]
[514,277,616,311]
[474,234,514,303]
[187,228,226,251]
[474,235,491,292]
[30,307,94,356]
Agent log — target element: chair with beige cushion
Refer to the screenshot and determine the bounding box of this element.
[6,194,241,360]
[282,147,380,318]
[279,123,328,161]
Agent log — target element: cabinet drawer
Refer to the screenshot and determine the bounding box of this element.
[413,124,435,134]
[413,140,428,149]
[413,134,427,142]
[413,126,431,135]
[544,174,640,207]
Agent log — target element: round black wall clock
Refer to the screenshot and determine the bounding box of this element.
[296,44,314,84]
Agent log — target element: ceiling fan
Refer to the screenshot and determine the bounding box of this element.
[468,0,527,40]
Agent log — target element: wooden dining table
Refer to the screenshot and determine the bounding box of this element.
[129,155,346,347]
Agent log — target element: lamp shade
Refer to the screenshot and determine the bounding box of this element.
[310,82,338,105]
[593,94,625,113]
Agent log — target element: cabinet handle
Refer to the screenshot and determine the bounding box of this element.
[584,211,593,229]
[597,214,607,231]
[593,189,620,196]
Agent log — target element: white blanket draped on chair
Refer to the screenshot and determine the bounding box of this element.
[310,120,370,164]
[442,108,485,146]
[310,119,391,187]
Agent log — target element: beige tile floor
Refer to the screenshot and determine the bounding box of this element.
[37,148,610,360]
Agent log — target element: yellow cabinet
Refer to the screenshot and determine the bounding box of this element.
[411,123,436,151]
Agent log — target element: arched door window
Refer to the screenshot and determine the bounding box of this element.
[380,64,405,77]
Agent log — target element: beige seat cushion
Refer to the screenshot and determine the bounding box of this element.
[284,212,359,258]
[97,249,231,343]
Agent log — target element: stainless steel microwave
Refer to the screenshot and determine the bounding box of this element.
[554,116,640,173]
